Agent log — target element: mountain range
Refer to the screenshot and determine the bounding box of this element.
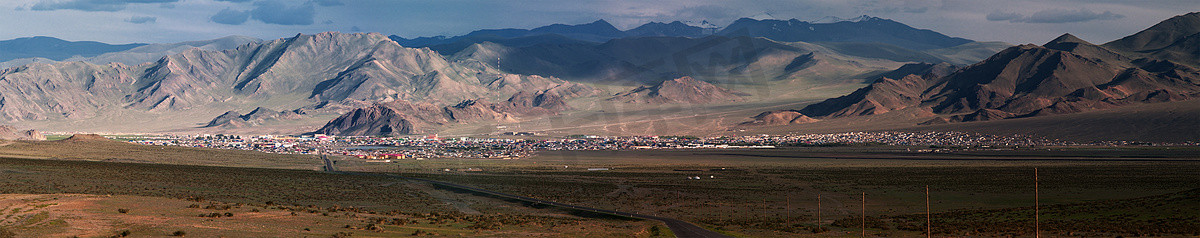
[0,36,144,62]
[312,90,573,136]
[393,16,973,55]
[0,32,592,129]
[0,36,260,69]
[6,13,1198,141]
[750,12,1200,134]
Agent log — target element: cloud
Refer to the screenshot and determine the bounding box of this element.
[1023,9,1124,23]
[314,0,344,7]
[210,7,250,25]
[250,0,316,25]
[126,16,156,24]
[987,8,1124,24]
[986,10,1023,21]
[30,0,178,12]
[903,7,928,14]
[214,0,252,2]
[350,26,362,32]
[14,6,26,11]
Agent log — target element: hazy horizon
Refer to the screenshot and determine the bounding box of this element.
[2,0,1198,45]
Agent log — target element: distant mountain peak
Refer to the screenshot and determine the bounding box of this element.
[747,12,778,21]
[846,15,878,22]
[811,16,844,24]
[609,76,747,104]
[1104,12,1200,53]
[1047,33,1089,46]
[682,20,719,29]
[812,15,878,24]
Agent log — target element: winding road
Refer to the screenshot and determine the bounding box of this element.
[322,156,730,238]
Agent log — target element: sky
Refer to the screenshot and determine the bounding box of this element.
[1,0,1197,45]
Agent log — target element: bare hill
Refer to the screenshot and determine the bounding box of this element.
[313,90,574,136]
[204,107,304,128]
[609,76,747,104]
[0,125,43,140]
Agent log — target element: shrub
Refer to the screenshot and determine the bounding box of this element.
[171,230,186,237]
[117,208,129,214]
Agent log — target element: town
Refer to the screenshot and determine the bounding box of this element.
[117,131,1194,160]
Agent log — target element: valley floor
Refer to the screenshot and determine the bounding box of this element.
[2,138,1199,237]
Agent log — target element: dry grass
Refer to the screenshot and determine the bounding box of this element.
[0,193,664,238]
[0,136,320,169]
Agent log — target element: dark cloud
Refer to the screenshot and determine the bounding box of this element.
[986,11,1023,21]
[30,0,178,12]
[987,9,1124,24]
[210,7,251,25]
[126,16,156,24]
[250,0,316,25]
[314,0,344,7]
[903,7,928,14]
[1023,9,1124,23]
[214,0,253,2]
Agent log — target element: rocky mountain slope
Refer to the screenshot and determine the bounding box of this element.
[748,13,1200,126]
[312,90,573,136]
[0,32,594,125]
[204,107,304,128]
[1104,12,1200,67]
[609,76,747,104]
[449,35,905,85]
[0,125,44,140]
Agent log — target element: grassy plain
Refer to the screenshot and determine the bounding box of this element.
[342,147,1200,237]
[0,135,320,169]
[0,157,668,237]
[2,137,1200,237]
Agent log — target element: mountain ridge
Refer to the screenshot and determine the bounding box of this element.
[749,12,1200,127]
[0,32,595,127]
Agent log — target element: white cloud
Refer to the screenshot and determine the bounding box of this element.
[31,0,178,12]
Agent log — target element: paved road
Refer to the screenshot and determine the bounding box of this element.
[321,155,335,172]
[321,157,730,238]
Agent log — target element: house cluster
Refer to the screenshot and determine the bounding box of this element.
[125,131,1147,161]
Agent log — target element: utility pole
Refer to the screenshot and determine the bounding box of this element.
[816,193,822,228]
[862,192,866,238]
[926,185,931,238]
[786,195,791,223]
[1035,168,1040,238]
